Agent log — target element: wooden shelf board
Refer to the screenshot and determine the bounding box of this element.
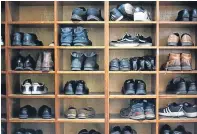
[8,46,54,49]
[109,93,156,99]
[9,94,55,98]
[9,71,55,74]
[57,71,105,74]
[159,21,197,25]
[159,71,197,74]
[10,118,55,123]
[159,117,197,123]
[58,93,105,99]
[159,46,197,49]
[9,21,54,24]
[57,21,105,24]
[109,21,157,24]
[57,46,104,49]
[109,46,157,49]
[160,94,197,98]
[58,118,105,123]
[109,71,156,74]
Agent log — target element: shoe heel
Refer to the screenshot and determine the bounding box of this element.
[182,17,189,21]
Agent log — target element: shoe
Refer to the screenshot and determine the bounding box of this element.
[159,124,172,134]
[36,130,43,134]
[181,53,192,71]
[144,56,155,71]
[135,80,146,95]
[24,54,36,71]
[162,53,181,71]
[183,102,197,118]
[110,8,124,21]
[64,80,75,95]
[12,53,25,70]
[31,83,48,94]
[187,80,197,94]
[75,80,89,95]
[1,36,4,46]
[49,41,54,46]
[25,129,36,134]
[23,33,37,46]
[109,58,120,71]
[60,27,73,46]
[12,32,23,46]
[78,129,89,134]
[110,126,121,134]
[15,128,26,134]
[71,7,87,21]
[89,129,100,134]
[130,99,145,120]
[130,57,138,71]
[35,53,42,71]
[73,27,92,46]
[77,107,96,119]
[137,34,152,46]
[167,33,180,46]
[71,52,85,71]
[122,126,137,134]
[122,79,135,95]
[21,79,32,94]
[41,51,54,71]
[120,58,130,71]
[117,3,134,20]
[173,125,187,134]
[176,9,190,21]
[110,33,139,47]
[38,105,52,119]
[137,57,145,71]
[180,33,193,46]
[65,106,77,119]
[159,102,184,117]
[19,105,37,119]
[190,9,197,21]
[84,52,99,71]
[134,7,151,21]
[144,101,155,119]
[166,77,187,94]
[87,8,103,21]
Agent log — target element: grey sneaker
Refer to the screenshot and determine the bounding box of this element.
[144,101,155,120]
[120,58,130,71]
[109,58,120,71]
[71,52,85,71]
[35,53,42,71]
[110,8,124,21]
[84,52,99,71]
[130,100,145,120]
[60,27,73,46]
[41,51,54,71]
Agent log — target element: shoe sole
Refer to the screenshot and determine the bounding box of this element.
[167,66,181,71]
[12,41,22,46]
[181,17,189,21]
[120,67,130,71]
[136,90,146,95]
[176,91,187,95]
[146,114,155,120]
[130,114,145,120]
[159,111,185,117]
[22,91,32,95]
[191,17,197,21]
[87,15,100,21]
[182,66,192,71]
[110,42,139,47]
[110,67,119,71]
[138,43,152,47]
[73,43,90,46]
[61,43,71,46]
[181,42,193,46]
[114,15,124,21]
[24,67,33,71]
[31,91,47,95]
[42,115,52,119]
[42,67,53,72]
[66,114,77,119]
[15,67,24,71]
[65,92,75,95]
[72,67,81,71]
[184,112,197,118]
[84,67,95,71]
[187,90,197,95]
[168,42,178,46]
[19,114,28,119]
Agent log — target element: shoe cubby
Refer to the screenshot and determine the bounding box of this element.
[7,1,54,22]
[57,1,104,21]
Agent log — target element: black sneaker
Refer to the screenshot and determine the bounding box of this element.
[144,100,155,119]
[187,80,197,95]
[175,9,190,21]
[159,102,184,117]
[190,9,197,21]
[137,57,145,71]
[173,125,187,134]
[166,77,187,95]
[110,126,121,134]
[38,105,52,119]
[122,126,137,134]
[137,34,152,47]
[64,80,75,95]
[159,124,172,134]
[12,53,25,71]
[135,80,146,95]
[19,105,37,119]
[122,79,135,95]
[183,102,197,118]
[24,54,36,71]
[144,56,156,71]
[75,80,89,95]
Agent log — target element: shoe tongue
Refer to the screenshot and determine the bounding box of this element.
[173,33,179,36]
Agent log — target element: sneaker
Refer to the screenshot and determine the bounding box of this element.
[187,80,197,94]
[87,8,103,21]
[121,79,135,95]
[12,53,25,71]
[137,34,152,46]
[71,52,85,71]
[31,83,48,95]
[65,106,77,119]
[38,105,52,119]
[117,3,134,20]
[110,126,121,134]
[173,125,187,134]
[64,80,75,95]
[60,27,73,46]
[122,126,137,134]
[183,102,197,118]
[190,9,197,21]
[135,80,146,95]
[71,7,87,21]
[84,52,98,71]
[78,129,89,134]
[180,33,193,46]
[130,57,138,71]
[130,99,145,120]
[49,41,54,46]
[19,105,37,119]
[75,80,89,95]
[167,33,180,46]
[21,79,32,94]
[12,32,23,46]
[159,124,172,134]
[159,102,184,117]
[144,100,155,119]
[119,58,130,71]
[175,9,190,21]
[134,7,151,21]
[24,54,36,71]
[110,33,139,47]
[109,58,120,71]
[110,8,124,21]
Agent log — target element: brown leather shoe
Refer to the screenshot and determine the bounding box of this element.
[162,53,181,71]
[167,33,180,46]
[181,53,192,70]
[181,33,193,46]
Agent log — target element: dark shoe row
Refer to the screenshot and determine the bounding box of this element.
[162,53,192,71]
[166,77,197,95]
[122,79,146,95]
[14,128,43,134]
[78,129,101,134]
[71,52,99,71]
[120,99,155,120]
[12,32,43,46]
[19,105,52,119]
[176,9,197,21]
[159,102,197,118]
[1,83,6,95]
[65,106,95,119]
[60,27,92,46]
[21,79,48,95]
[110,56,155,71]
[64,80,89,95]
[71,7,103,21]
[168,33,194,46]
[160,124,192,134]
[12,52,54,71]
[110,126,137,134]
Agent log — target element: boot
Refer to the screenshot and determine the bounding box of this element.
[84,52,99,71]
[12,32,23,46]
[73,27,92,46]
[41,51,54,71]
[12,53,25,70]
[181,53,192,71]
[71,52,85,71]
[35,53,42,71]
[23,33,37,46]
[60,27,73,46]
[24,54,36,71]
[163,53,181,71]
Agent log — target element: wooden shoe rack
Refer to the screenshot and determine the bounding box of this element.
[1,1,197,134]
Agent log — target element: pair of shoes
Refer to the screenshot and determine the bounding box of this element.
[160,124,192,134]
[110,3,151,21]
[122,79,146,95]
[159,102,197,118]
[1,36,4,46]
[110,33,152,47]
[176,9,197,21]
[12,32,43,46]
[120,99,155,120]
[71,52,99,71]
[65,107,95,119]
[64,80,89,95]
[110,126,137,134]
[71,7,103,21]
[14,128,43,134]
[166,77,197,95]
[61,27,92,46]
[21,79,48,95]
[78,129,101,134]
[162,53,192,71]
[19,105,52,119]
[168,33,194,46]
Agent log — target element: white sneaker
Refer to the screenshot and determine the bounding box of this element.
[134,7,151,21]
[32,83,48,94]
[21,79,32,94]
[49,42,54,46]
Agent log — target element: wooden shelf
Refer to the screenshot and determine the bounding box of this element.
[109,71,156,74]
[159,71,197,74]
[9,118,55,123]
[57,46,104,49]
[159,117,197,123]
[57,21,105,24]
[109,93,156,99]
[58,93,105,99]
[109,46,157,49]
[159,21,197,25]
[57,71,105,74]
[159,46,197,49]
[109,118,156,123]
[9,71,55,74]
[8,46,54,49]
[58,118,105,123]
[159,94,197,98]
[9,94,55,98]
[9,21,54,25]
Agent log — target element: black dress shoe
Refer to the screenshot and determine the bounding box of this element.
[24,54,36,71]
[75,80,89,95]
[166,77,187,94]
[12,53,25,71]
[64,80,75,95]
[175,9,189,21]
[38,105,52,119]
[19,105,37,119]
[122,79,135,95]
[190,9,197,21]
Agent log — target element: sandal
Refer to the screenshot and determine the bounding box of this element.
[77,107,96,119]
[65,107,77,119]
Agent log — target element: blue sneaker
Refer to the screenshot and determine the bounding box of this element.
[130,99,145,120]
[73,27,92,46]
[87,8,103,21]
[60,27,73,46]
[144,100,155,119]
[117,3,134,20]
[71,7,87,21]
[110,8,124,21]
